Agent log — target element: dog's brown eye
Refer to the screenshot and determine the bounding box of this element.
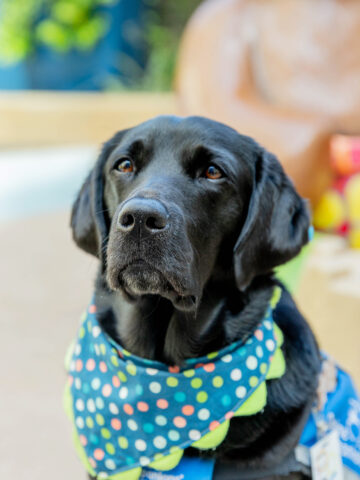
[205,165,223,180]
[115,158,133,173]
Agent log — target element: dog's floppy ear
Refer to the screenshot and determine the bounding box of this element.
[234,149,310,290]
[71,129,129,260]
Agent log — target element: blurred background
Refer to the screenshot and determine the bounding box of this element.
[1,0,359,478]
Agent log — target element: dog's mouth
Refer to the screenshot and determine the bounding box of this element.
[115,260,198,311]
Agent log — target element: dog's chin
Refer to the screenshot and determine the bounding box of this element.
[109,262,198,312]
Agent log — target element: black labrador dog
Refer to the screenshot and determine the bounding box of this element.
[71,116,320,479]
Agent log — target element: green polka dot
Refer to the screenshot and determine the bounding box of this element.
[122,349,131,356]
[207,351,218,359]
[118,436,128,449]
[260,363,267,374]
[249,376,259,387]
[100,344,106,355]
[174,392,186,402]
[118,371,127,383]
[110,356,119,367]
[86,416,94,428]
[191,378,203,389]
[96,414,105,426]
[79,326,85,339]
[106,442,115,455]
[126,364,137,376]
[183,369,195,378]
[212,376,224,388]
[166,377,179,387]
[87,321,92,332]
[196,391,208,403]
[101,428,111,439]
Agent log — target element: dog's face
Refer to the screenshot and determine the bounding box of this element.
[72,116,310,311]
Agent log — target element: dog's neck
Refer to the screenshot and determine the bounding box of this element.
[94,273,275,365]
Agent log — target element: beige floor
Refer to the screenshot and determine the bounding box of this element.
[1,211,359,478]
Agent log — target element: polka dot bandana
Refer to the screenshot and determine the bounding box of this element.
[64,286,285,480]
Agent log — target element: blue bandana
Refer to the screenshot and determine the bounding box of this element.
[64,287,285,480]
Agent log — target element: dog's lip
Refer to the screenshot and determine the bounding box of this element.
[118,259,198,310]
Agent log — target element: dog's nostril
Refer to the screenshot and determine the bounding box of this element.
[145,215,167,231]
[120,213,135,229]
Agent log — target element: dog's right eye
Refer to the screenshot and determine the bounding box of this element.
[114,158,134,173]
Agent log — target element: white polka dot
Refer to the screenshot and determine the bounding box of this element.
[189,429,201,441]
[91,378,101,390]
[94,344,100,356]
[149,382,162,394]
[75,416,84,429]
[155,415,167,426]
[135,439,147,451]
[140,456,150,466]
[256,346,263,358]
[87,399,96,413]
[154,436,167,449]
[119,387,128,399]
[92,326,101,338]
[128,419,138,431]
[104,459,116,470]
[264,320,272,330]
[146,368,159,375]
[74,343,81,355]
[266,339,275,352]
[222,354,232,363]
[96,397,104,409]
[198,408,210,421]
[236,386,247,399]
[246,356,258,370]
[109,402,119,415]
[230,368,242,381]
[74,378,82,390]
[70,360,76,372]
[75,399,84,411]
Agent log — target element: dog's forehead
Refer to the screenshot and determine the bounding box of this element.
[117,116,248,154]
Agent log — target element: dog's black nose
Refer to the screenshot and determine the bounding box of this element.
[117,198,168,234]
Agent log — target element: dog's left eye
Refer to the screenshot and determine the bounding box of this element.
[114,158,134,173]
[204,165,223,180]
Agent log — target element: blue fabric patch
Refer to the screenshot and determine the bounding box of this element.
[300,365,360,476]
[141,457,215,480]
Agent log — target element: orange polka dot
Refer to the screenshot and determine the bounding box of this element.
[209,421,220,431]
[225,411,234,420]
[254,329,263,341]
[79,435,87,446]
[156,399,169,409]
[173,416,187,428]
[111,418,121,430]
[137,401,149,412]
[75,359,83,372]
[99,361,107,373]
[203,363,215,373]
[182,405,194,416]
[124,403,134,415]
[89,458,97,469]
[68,375,73,386]
[94,448,104,460]
[112,375,120,387]
[86,359,96,371]
[102,384,112,397]
[168,365,180,373]
[89,305,97,314]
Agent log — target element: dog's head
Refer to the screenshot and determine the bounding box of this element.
[71,116,309,311]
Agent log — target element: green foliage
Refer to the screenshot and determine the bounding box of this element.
[107,0,203,91]
[0,0,115,64]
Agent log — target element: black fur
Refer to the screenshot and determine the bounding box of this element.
[71,116,321,479]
